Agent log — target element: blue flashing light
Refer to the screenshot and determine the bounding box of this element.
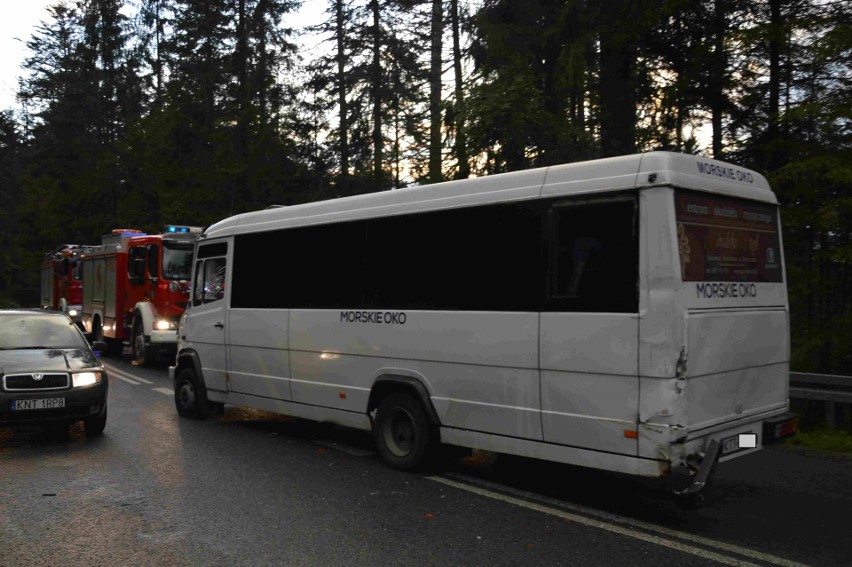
[163,224,203,235]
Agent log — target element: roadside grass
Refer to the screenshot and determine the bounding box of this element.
[784,425,852,454]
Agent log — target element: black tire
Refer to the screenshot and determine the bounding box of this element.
[84,406,107,437]
[174,368,211,420]
[373,392,436,471]
[131,318,155,367]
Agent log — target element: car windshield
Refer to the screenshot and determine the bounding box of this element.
[0,313,88,350]
[162,243,194,280]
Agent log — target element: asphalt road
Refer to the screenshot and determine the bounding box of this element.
[1,354,850,567]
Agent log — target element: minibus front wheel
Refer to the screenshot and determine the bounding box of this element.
[174,368,211,420]
[373,392,436,471]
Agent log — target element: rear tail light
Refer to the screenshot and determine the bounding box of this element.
[763,413,798,442]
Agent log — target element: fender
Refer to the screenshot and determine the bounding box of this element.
[132,301,159,337]
[83,307,104,335]
[172,348,206,388]
[369,374,441,427]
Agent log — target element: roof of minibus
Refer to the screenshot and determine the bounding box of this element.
[203,151,776,239]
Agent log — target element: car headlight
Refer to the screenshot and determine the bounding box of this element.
[156,319,176,331]
[67,308,78,317]
[73,371,103,387]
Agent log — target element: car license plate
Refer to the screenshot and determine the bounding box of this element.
[721,433,757,455]
[11,398,66,411]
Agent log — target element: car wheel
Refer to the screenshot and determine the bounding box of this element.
[84,406,107,438]
[373,392,436,471]
[131,318,154,366]
[174,368,211,420]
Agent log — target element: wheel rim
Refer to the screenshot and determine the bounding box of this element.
[383,408,415,457]
[178,381,196,411]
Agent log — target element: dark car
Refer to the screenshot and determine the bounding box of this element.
[0,309,108,437]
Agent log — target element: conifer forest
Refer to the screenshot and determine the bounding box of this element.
[0,0,849,374]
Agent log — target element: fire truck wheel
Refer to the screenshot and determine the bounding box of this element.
[175,368,211,420]
[131,319,155,367]
[93,318,105,343]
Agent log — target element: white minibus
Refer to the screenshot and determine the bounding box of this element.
[170,151,798,504]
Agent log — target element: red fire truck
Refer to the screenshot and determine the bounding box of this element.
[80,226,202,366]
[40,244,93,328]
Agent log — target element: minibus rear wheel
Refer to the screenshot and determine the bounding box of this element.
[373,392,435,471]
[174,368,211,420]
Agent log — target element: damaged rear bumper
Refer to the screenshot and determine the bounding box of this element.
[644,410,799,495]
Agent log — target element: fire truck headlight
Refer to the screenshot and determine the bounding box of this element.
[169,281,180,292]
[156,319,176,331]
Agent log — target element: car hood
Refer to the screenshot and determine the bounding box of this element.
[0,349,101,375]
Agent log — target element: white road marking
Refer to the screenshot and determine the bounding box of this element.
[440,473,809,567]
[104,364,148,383]
[113,374,141,385]
[429,475,807,567]
[104,363,171,395]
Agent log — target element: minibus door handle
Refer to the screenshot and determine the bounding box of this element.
[214,322,224,329]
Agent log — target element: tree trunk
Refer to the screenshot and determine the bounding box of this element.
[370,0,383,186]
[429,0,443,184]
[598,0,636,157]
[336,0,350,190]
[710,0,727,158]
[450,0,469,179]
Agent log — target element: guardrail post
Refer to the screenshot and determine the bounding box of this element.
[826,401,837,430]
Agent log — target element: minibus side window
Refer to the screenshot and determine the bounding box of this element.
[203,258,226,303]
[547,199,638,313]
[193,261,205,305]
[193,242,228,306]
[193,258,226,305]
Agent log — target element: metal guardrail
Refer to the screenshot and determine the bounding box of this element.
[789,372,852,428]
[789,372,852,404]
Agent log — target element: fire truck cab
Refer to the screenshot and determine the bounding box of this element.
[40,244,92,328]
[81,226,201,365]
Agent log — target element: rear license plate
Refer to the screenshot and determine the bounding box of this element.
[721,433,757,455]
[11,398,66,411]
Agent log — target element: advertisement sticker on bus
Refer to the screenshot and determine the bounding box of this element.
[675,190,783,284]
